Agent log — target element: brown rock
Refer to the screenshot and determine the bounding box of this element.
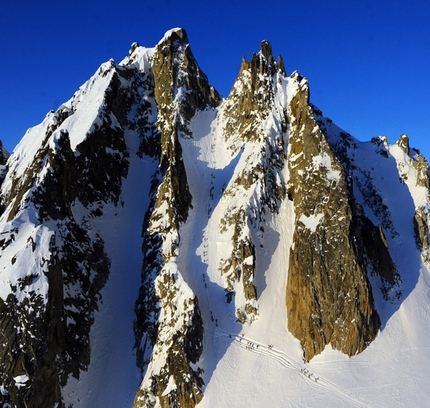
[285,77,394,361]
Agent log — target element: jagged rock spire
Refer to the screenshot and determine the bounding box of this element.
[286,75,400,361]
[396,133,410,154]
[260,40,274,62]
[277,54,286,75]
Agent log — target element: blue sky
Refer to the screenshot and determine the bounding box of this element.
[1,0,430,158]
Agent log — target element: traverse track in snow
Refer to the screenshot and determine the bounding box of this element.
[216,329,369,408]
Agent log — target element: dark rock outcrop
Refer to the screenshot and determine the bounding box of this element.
[286,76,399,361]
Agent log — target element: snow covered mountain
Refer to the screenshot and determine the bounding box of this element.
[1,28,430,407]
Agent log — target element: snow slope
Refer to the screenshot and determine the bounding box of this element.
[177,104,430,407]
[62,151,157,407]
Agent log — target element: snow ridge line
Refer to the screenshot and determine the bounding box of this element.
[216,329,369,408]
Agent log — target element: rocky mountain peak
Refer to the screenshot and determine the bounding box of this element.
[0,28,429,408]
[225,41,289,148]
[260,39,274,62]
[259,39,286,75]
[238,39,286,80]
[277,54,286,75]
[159,27,189,45]
[151,28,220,136]
[396,133,410,154]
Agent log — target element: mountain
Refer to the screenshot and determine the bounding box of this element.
[0,27,429,407]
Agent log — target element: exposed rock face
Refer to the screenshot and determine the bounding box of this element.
[286,75,399,360]
[412,152,430,189]
[224,41,286,145]
[216,41,288,323]
[391,134,430,265]
[0,47,160,407]
[414,206,430,264]
[402,145,430,265]
[0,141,9,188]
[132,29,219,407]
[396,133,410,154]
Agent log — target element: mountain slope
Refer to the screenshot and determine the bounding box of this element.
[0,28,429,408]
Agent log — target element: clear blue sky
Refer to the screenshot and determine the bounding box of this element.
[1,0,430,158]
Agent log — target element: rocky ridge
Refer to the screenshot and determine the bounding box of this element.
[285,80,400,360]
[216,40,288,323]
[131,29,219,407]
[0,59,137,406]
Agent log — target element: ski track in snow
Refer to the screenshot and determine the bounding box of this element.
[215,329,369,408]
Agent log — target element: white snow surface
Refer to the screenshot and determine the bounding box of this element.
[13,375,29,389]
[0,208,52,303]
[298,213,324,232]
